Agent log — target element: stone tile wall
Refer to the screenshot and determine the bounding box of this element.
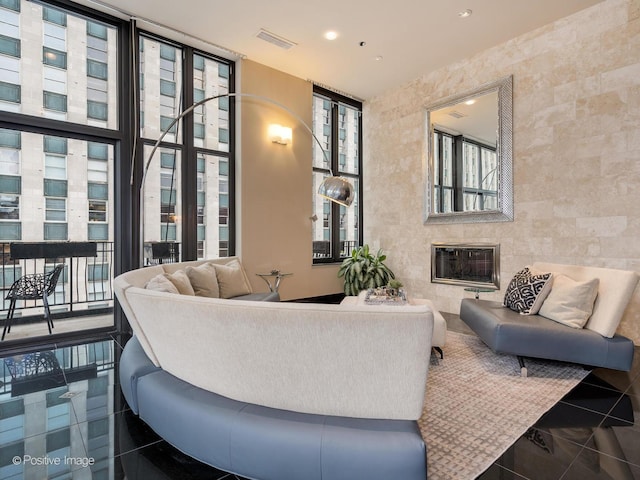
[364,0,640,342]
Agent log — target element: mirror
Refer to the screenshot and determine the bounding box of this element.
[424,75,513,224]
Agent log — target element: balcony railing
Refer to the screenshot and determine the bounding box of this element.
[312,240,358,259]
[0,241,115,321]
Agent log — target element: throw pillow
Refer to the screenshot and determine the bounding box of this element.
[145,274,180,294]
[538,274,599,329]
[503,267,553,315]
[186,263,220,298]
[213,259,252,299]
[164,269,196,295]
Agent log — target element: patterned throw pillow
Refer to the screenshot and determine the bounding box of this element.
[503,267,553,315]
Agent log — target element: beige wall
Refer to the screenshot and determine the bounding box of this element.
[364,0,640,342]
[237,60,343,300]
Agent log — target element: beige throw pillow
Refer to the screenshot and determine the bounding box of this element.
[145,274,180,294]
[186,263,220,298]
[538,274,599,329]
[213,259,252,299]
[164,269,195,295]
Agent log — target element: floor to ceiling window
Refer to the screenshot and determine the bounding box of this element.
[138,34,234,264]
[0,0,237,342]
[0,0,123,340]
[311,86,362,263]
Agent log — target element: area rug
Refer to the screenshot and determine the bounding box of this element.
[419,331,589,480]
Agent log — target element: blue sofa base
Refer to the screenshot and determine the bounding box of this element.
[460,299,635,371]
[120,336,428,480]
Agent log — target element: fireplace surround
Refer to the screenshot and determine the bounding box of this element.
[431,243,500,289]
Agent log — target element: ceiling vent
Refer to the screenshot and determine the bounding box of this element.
[448,111,466,119]
[256,29,297,50]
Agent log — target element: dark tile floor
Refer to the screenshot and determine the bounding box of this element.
[1,317,638,480]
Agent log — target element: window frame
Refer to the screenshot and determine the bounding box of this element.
[137,32,235,261]
[312,86,362,264]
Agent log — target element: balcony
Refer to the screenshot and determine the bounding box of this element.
[0,242,115,341]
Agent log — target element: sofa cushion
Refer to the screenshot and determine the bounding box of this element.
[186,263,220,298]
[503,267,553,315]
[213,259,252,299]
[539,275,599,329]
[146,274,180,294]
[164,269,195,295]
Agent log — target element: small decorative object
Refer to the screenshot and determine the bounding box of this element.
[364,284,407,305]
[386,279,404,297]
[270,269,280,275]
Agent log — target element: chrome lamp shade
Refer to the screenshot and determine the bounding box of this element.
[318,176,355,207]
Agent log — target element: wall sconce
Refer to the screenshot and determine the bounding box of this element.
[269,124,292,145]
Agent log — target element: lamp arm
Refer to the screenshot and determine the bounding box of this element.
[137,92,333,189]
[137,91,343,267]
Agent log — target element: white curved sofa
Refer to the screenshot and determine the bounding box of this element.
[114,258,435,480]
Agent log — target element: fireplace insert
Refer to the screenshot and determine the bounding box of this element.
[431,243,499,289]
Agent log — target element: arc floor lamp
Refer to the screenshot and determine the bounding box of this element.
[136,92,355,267]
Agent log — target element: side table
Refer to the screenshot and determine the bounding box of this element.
[256,271,292,293]
[464,287,497,300]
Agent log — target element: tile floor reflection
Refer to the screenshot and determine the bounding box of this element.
[1,322,638,480]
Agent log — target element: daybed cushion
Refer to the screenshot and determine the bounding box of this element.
[532,262,639,338]
[538,275,599,329]
[460,298,635,371]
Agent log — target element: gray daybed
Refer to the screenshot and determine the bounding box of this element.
[460,262,639,376]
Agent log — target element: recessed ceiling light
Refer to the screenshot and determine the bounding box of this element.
[324,31,338,40]
[374,55,383,61]
[458,9,472,18]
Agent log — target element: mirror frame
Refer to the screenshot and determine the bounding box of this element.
[423,75,513,224]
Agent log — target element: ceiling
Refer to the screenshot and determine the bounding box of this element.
[85,0,603,100]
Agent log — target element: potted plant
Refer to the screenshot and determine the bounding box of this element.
[338,244,395,296]
[386,278,404,297]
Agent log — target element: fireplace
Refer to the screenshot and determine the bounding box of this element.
[431,243,500,289]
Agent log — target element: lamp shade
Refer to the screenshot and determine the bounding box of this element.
[318,176,355,207]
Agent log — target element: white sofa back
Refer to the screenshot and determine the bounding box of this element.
[114,257,244,366]
[532,262,639,337]
[114,259,435,421]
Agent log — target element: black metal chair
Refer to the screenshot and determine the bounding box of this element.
[2,263,65,340]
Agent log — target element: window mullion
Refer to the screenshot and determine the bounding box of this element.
[330,101,341,260]
[181,47,196,261]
